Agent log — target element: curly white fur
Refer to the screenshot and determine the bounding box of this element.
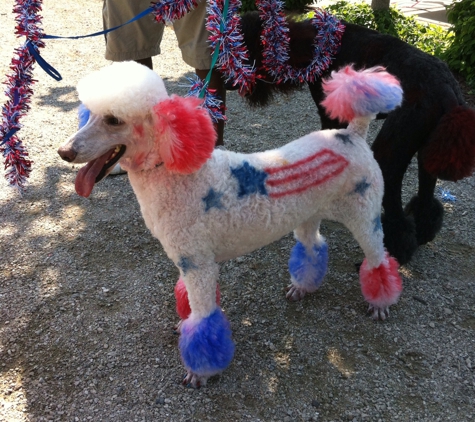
[78,61,168,119]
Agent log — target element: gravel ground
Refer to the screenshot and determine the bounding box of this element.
[1,1,474,421]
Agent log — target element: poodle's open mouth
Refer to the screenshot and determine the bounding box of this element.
[75,145,126,198]
[95,145,126,182]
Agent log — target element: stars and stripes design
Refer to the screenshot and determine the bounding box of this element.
[228,149,349,200]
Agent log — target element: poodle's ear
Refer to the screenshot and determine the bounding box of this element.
[152,95,216,174]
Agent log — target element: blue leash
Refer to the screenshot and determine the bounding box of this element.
[34,6,155,81]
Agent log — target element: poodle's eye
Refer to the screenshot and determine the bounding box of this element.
[104,115,123,126]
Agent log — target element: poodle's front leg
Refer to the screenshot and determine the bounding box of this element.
[372,124,419,264]
[175,258,234,388]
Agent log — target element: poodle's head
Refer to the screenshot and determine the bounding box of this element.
[58,62,216,197]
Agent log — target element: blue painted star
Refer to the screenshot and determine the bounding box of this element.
[335,133,353,145]
[177,256,198,275]
[352,178,371,196]
[230,161,268,197]
[373,215,382,233]
[203,188,224,212]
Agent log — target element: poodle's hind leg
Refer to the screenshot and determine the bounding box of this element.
[286,217,329,301]
[175,257,234,388]
[346,214,403,320]
[404,157,444,245]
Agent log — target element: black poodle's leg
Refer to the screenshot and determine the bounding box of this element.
[404,156,444,245]
[372,124,420,265]
[380,187,418,265]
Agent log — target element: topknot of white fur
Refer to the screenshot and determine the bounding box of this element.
[77,61,168,119]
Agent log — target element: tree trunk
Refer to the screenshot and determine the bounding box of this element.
[371,0,390,10]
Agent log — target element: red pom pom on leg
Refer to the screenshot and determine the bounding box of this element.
[359,252,402,309]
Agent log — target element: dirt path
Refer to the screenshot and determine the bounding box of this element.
[1,1,474,421]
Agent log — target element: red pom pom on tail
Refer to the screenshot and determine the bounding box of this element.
[174,278,221,320]
[359,252,402,309]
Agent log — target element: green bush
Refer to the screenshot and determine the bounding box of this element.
[319,1,452,58]
[443,0,475,88]
[240,0,313,13]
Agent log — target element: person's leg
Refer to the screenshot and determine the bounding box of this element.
[103,0,164,64]
[174,0,226,147]
[135,57,153,70]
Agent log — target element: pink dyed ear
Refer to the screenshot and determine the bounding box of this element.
[153,95,216,174]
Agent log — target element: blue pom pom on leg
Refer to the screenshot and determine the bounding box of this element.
[287,241,328,300]
[179,307,234,386]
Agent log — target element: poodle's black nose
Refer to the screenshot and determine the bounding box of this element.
[57,146,77,162]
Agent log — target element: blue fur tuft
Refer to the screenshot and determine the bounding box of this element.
[78,103,90,129]
[289,241,328,292]
[179,308,235,376]
[353,79,403,116]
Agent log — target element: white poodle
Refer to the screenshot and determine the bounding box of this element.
[58,62,403,387]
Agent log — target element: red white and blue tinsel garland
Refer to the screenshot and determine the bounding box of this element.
[0,0,43,191]
[184,75,227,123]
[151,0,198,24]
[151,0,228,120]
[206,0,256,94]
[258,0,345,84]
[206,0,345,92]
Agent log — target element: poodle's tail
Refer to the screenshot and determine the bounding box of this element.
[421,105,475,181]
[321,65,403,135]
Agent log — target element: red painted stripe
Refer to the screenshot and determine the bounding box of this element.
[266,156,347,187]
[268,162,348,198]
[263,148,349,198]
[264,149,339,175]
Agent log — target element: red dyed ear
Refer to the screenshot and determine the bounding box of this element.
[153,95,216,174]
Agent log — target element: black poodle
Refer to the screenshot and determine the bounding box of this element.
[233,11,475,264]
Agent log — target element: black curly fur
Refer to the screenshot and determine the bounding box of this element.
[381,214,418,265]
[404,195,444,246]
[231,11,475,264]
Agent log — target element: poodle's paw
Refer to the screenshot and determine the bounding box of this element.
[286,284,308,301]
[182,371,208,389]
[173,319,184,334]
[404,195,443,245]
[367,305,389,321]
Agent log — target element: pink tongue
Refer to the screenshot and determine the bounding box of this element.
[75,149,114,197]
